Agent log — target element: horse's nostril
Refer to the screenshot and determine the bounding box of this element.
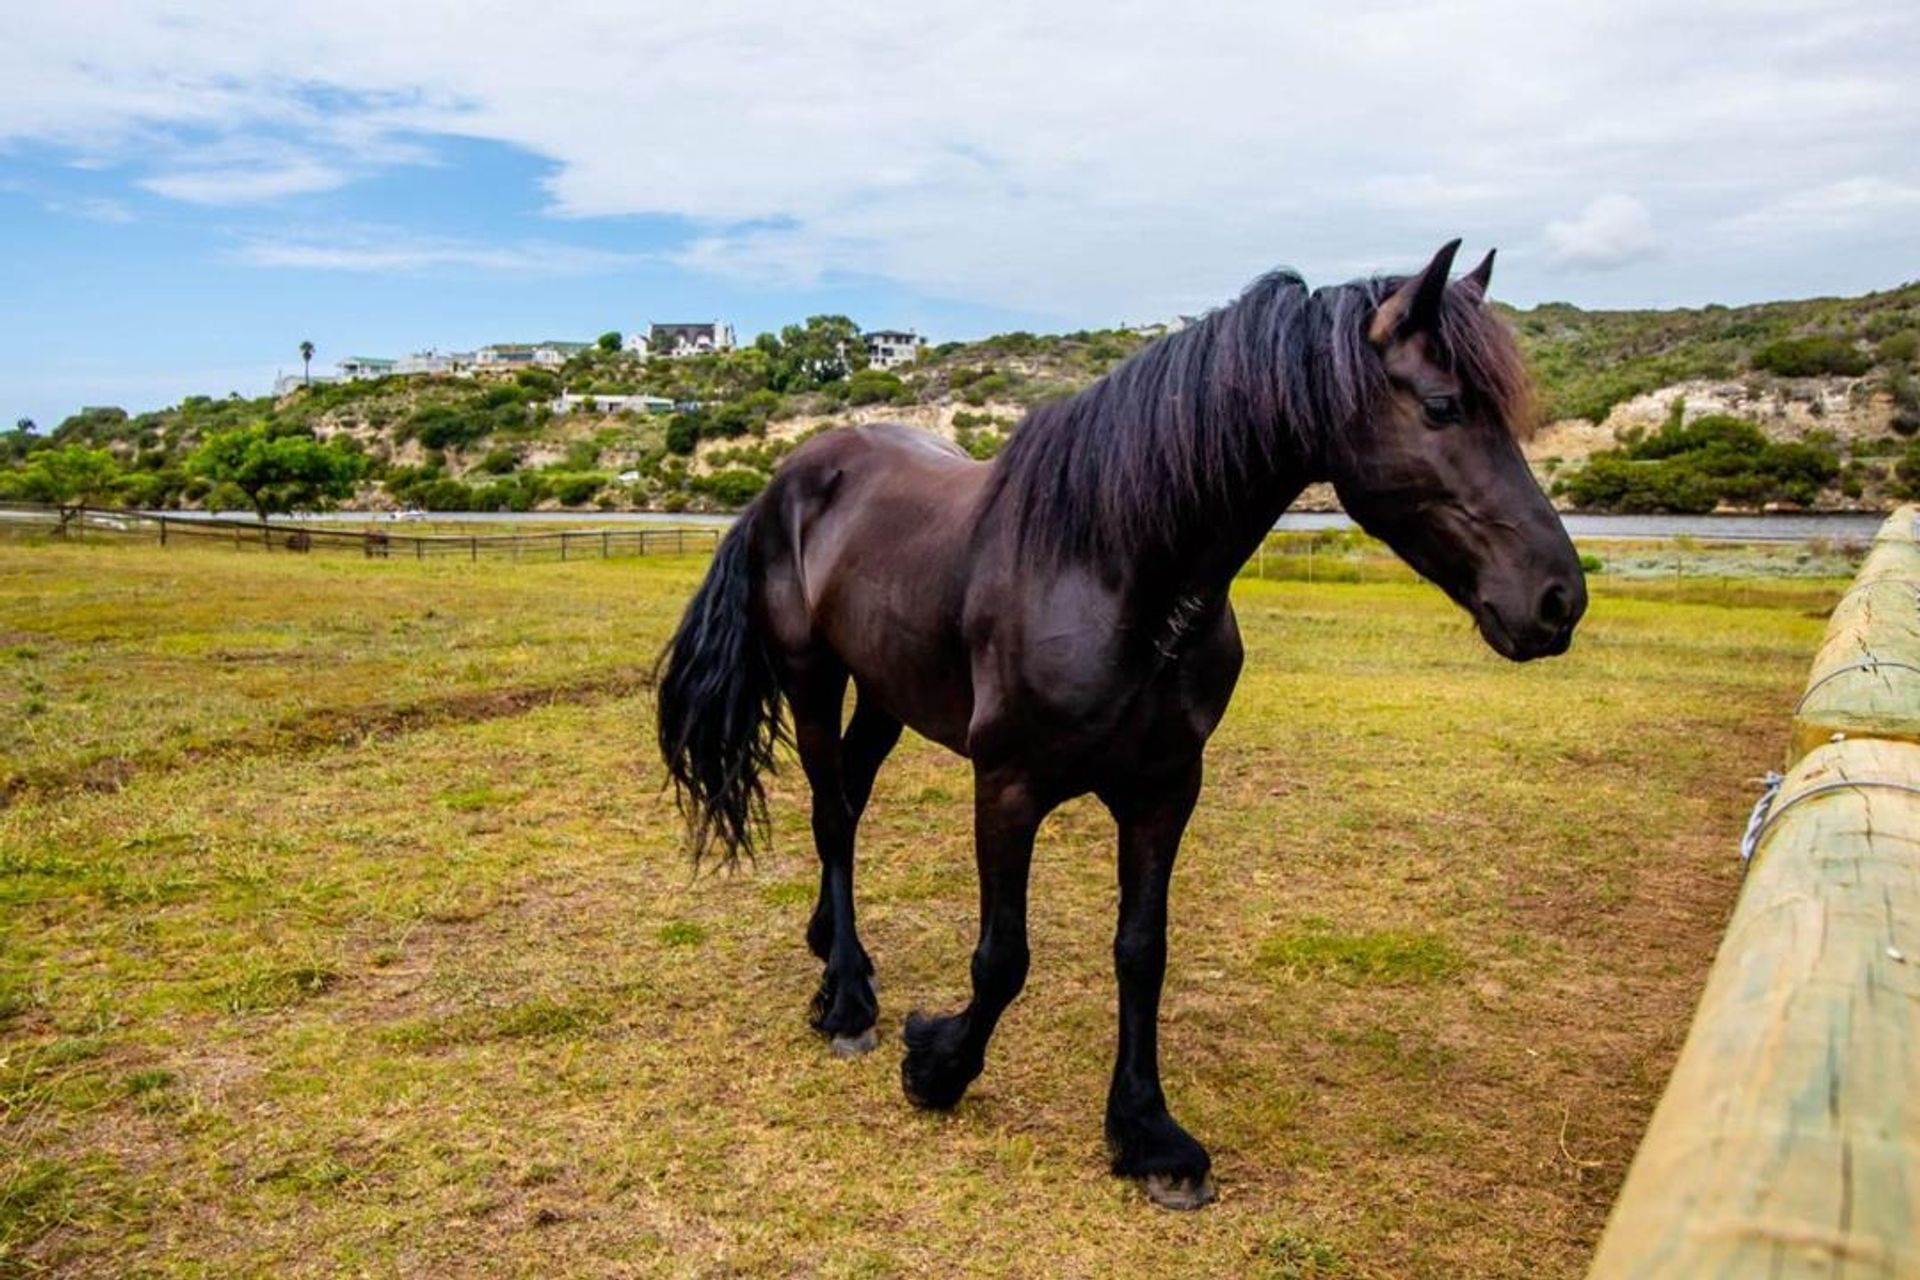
[1539,582,1572,629]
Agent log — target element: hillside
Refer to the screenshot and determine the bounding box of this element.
[5,282,1920,515]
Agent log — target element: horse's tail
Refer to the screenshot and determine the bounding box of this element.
[654,499,789,869]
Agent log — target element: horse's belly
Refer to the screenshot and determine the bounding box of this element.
[818,587,974,755]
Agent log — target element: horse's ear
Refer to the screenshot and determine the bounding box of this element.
[1459,248,1495,301]
[1368,238,1462,347]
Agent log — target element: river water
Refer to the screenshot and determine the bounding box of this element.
[221,509,1889,543]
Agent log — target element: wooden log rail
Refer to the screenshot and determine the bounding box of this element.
[1588,506,1920,1278]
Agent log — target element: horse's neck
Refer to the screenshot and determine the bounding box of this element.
[1169,475,1309,597]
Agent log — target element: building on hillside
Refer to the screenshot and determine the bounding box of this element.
[395,349,476,376]
[864,328,926,370]
[1122,315,1200,339]
[643,321,736,358]
[337,356,398,380]
[475,340,593,369]
[550,392,674,416]
[274,372,339,395]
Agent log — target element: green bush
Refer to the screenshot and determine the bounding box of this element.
[845,368,905,406]
[403,405,488,451]
[697,468,767,508]
[1751,334,1872,378]
[664,414,700,456]
[1554,413,1838,512]
[514,368,560,395]
[1877,330,1919,365]
[546,472,607,506]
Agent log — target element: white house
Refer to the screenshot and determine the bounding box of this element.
[337,356,398,380]
[644,321,736,358]
[550,393,674,416]
[274,372,339,395]
[395,349,476,376]
[475,340,592,369]
[864,328,926,370]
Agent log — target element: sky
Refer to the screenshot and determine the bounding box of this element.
[2,1,1917,431]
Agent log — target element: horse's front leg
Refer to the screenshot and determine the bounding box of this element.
[1102,762,1214,1210]
[901,766,1041,1110]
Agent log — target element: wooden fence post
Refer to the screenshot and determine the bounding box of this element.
[1587,505,1920,1278]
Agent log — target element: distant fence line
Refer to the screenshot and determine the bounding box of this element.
[0,503,722,563]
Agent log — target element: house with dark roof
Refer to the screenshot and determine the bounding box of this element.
[642,321,736,357]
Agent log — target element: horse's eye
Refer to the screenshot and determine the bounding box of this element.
[1422,395,1462,426]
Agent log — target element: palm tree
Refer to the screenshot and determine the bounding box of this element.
[299,341,315,387]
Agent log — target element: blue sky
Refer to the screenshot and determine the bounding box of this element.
[0,137,1033,429]
[3,1,1918,432]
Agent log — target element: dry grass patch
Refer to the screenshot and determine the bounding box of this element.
[0,542,1836,1277]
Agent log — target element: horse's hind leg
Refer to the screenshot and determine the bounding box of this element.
[806,691,901,965]
[789,667,893,1056]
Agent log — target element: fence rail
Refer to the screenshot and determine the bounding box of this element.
[1587,504,1920,1278]
[0,502,722,563]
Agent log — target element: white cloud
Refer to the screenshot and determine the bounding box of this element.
[1542,195,1660,272]
[0,1,1916,311]
[232,228,651,275]
[1720,177,1920,240]
[140,160,349,205]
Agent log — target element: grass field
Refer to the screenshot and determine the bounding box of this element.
[0,541,1839,1277]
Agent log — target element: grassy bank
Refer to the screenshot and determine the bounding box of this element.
[1,544,1835,1276]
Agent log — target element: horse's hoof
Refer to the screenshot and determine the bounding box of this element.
[1143,1173,1217,1211]
[828,1028,877,1058]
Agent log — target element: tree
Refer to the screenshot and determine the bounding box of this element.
[299,340,315,387]
[2,445,125,532]
[597,330,622,354]
[1,421,41,465]
[766,315,868,390]
[664,413,700,456]
[189,425,365,521]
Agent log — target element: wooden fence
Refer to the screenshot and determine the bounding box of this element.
[0,503,722,563]
[1587,505,1920,1277]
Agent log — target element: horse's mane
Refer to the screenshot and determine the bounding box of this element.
[983,269,1532,568]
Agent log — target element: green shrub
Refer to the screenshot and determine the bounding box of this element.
[1751,334,1872,378]
[845,368,905,406]
[1554,413,1838,512]
[546,472,606,506]
[664,415,700,456]
[514,368,559,395]
[697,468,767,508]
[1877,330,1919,365]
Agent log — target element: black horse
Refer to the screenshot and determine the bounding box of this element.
[656,240,1586,1209]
